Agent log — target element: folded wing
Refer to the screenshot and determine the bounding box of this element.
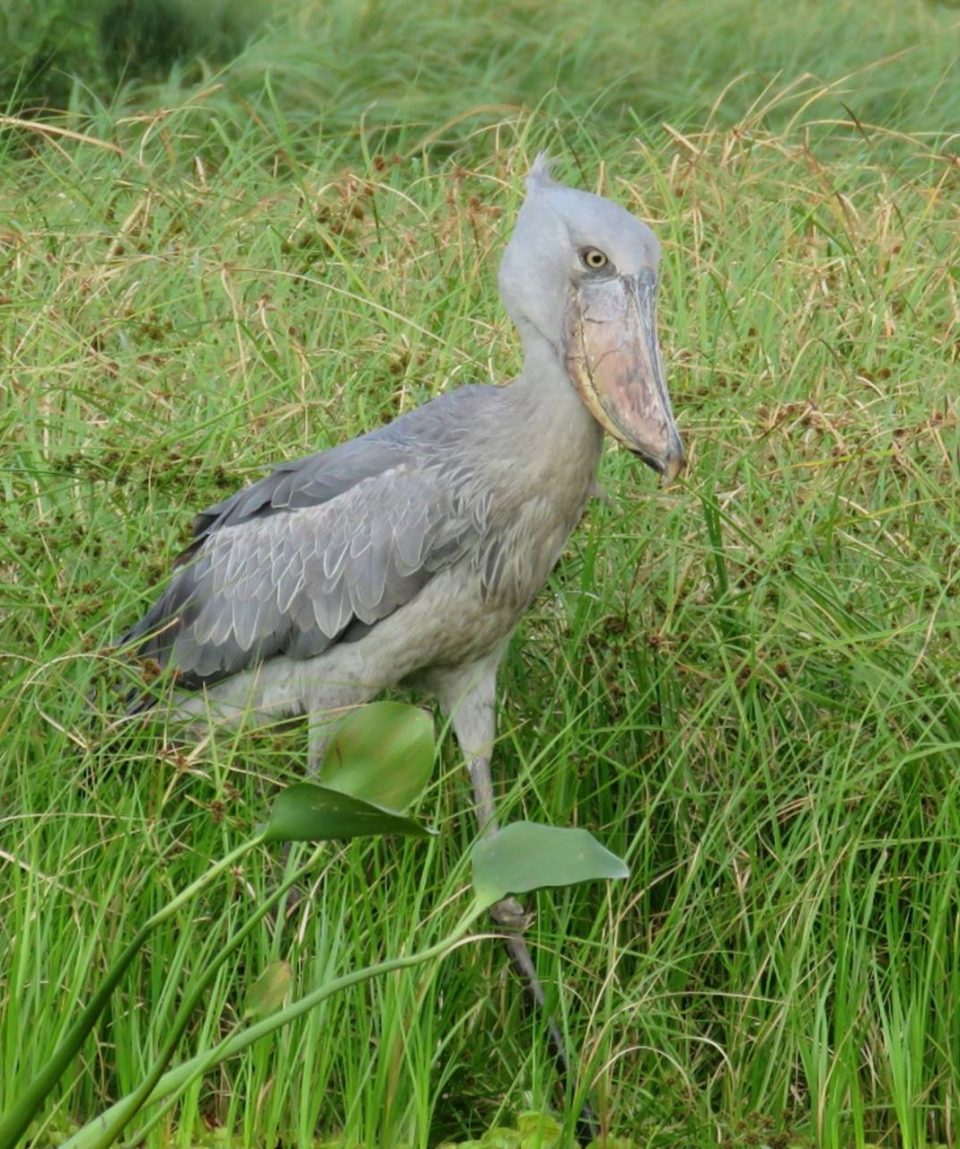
[122,455,479,687]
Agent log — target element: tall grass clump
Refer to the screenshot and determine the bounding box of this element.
[223,0,957,152]
[1,0,271,118]
[1,2,959,1146]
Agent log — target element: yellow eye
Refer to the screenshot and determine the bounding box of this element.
[581,247,609,270]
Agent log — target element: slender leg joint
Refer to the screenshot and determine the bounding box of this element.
[436,659,598,1145]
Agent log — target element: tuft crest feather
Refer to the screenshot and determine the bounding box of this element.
[527,153,556,189]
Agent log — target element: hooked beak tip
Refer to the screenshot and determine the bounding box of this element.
[660,447,686,486]
[628,441,686,485]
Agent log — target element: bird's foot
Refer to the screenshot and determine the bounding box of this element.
[491,895,533,931]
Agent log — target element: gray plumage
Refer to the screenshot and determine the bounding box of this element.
[121,156,685,788]
[125,388,494,686]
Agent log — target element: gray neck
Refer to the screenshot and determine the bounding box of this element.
[504,323,605,475]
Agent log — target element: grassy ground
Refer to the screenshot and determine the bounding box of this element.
[2,1,959,1145]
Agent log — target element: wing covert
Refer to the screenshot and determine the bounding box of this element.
[122,463,480,685]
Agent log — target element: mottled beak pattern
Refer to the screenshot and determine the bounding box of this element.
[563,267,685,483]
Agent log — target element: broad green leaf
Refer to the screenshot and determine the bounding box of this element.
[262,782,434,843]
[318,701,434,811]
[517,1111,562,1149]
[471,822,629,909]
[243,961,292,1019]
[481,1128,521,1148]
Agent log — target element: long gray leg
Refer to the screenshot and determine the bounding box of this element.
[436,658,526,925]
[433,655,599,1144]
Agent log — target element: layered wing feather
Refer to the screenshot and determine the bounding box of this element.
[122,386,497,686]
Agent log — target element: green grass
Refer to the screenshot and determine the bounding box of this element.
[2,1,959,1145]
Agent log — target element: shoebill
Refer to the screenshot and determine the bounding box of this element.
[120,154,685,1135]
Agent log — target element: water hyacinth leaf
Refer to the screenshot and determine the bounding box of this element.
[479,1128,521,1148]
[471,822,629,909]
[517,1110,562,1148]
[318,701,435,811]
[243,961,292,1019]
[262,782,434,843]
